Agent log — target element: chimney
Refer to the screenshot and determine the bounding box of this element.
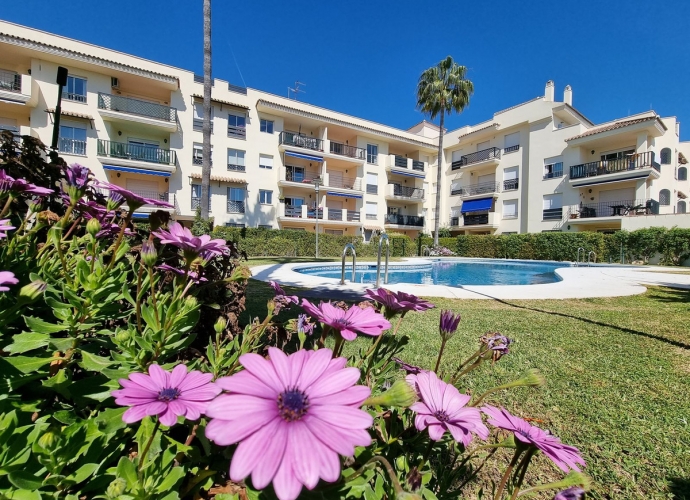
[545,80,555,102]
[564,85,572,106]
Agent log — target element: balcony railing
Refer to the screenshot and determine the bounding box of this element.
[394,156,408,168]
[63,91,87,103]
[503,179,519,191]
[569,151,658,180]
[391,184,424,199]
[504,144,519,154]
[227,200,245,213]
[0,69,21,93]
[329,141,365,160]
[385,214,424,227]
[228,83,247,95]
[227,163,246,172]
[193,119,214,132]
[328,175,358,190]
[97,139,176,165]
[98,93,177,123]
[412,160,424,171]
[192,155,212,166]
[279,132,323,151]
[59,138,86,156]
[572,198,659,219]
[544,164,564,179]
[463,213,489,225]
[366,184,378,194]
[451,182,500,197]
[452,147,502,170]
[543,208,563,220]
[227,125,246,138]
[328,210,343,221]
[126,190,175,208]
[285,168,320,184]
[366,214,377,220]
[347,210,360,222]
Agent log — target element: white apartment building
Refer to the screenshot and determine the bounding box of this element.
[1,20,688,239]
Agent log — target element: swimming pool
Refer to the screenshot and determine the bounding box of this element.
[296,259,572,286]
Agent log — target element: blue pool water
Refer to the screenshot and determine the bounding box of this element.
[296,259,570,286]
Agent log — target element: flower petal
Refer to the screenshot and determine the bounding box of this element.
[296,348,332,390]
[267,347,292,388]
[309,405,373,429]
[249,421,289,490]
[216,371,276,398]
[310,386,370,407]
[272,453,303,500]
[177,370,214,392]
[240,353,285,393]
[148,364,169,389]
[307,367,361,399]
[122,404,150,423]
[128,372,161,393]
[303,415,371,456]
[169,364,188,389]
[230,417,283,481]
[205,394,277,420]
[205,414,278,446]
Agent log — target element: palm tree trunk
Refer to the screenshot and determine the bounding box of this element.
[433,110,444,246]
[200,0,212,220]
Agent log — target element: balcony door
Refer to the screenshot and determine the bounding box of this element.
[128,138,160,163]
[477,173,495,191]
[598,187,635,216]
[477,141,490,152]
[126,178,161,200]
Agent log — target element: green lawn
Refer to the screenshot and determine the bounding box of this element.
[242,272,690,499]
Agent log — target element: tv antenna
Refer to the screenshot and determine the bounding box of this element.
[288,81,306,100]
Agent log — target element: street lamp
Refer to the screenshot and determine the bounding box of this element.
[313,177,322,258]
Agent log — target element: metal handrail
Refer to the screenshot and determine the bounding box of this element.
[569,151,658,179]
[279,131,323,151]
[451,147,502,170]
[576,247,585,267]
[375,234,390,288]
[422,245,431,256]
[97,139,176,165]
[330,141,366,160]
[97,93,177,123]
[340,244,357,284]
[588,251,597,267]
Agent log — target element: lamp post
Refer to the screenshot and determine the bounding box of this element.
[50,66,69,151]
[313,177,322,258]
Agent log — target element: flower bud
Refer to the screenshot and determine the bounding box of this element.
[86,217,102,237]
[184,296,198,310]
[106,478,127,498]
[114,330,130,343]
[439,310,461,341]
[364,379,417,408]
[406,467,423,491]
[140,240,158,267]
[214,317,227,335]
[37,429,59,451]
[18,280,46,302]
[106,192,124,212]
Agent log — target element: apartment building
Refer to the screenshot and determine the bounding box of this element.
[1,20,688,239]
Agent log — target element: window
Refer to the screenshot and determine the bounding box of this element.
[678,200,687,214]
[504,132,520,153]
[227,187,245,213]
[225,223,245,228]
[258,224,273,229]
[660,148,672,165]
[259,190,273,205]
[678,167,687,181]
[659,189,671,206]
[227,149,246,171]
[544,160,563,179]
[191,184,211,211]
[193,103,213,132]
[366,173,378,194]
[286,166,305,182]
[325,229,343,236]
[367,144,378,164]
[503,199,518,219]
[63,75,87,102]
[259,154,273,169]
[365,202,378,220]
[601,149,634,162]
[477,140,490,151]
[193,143,212,165]
[503,166,519,190]
[260,119,274,134]
[228,113,246,138]
[58,125,86,155]
[543,194,563,220]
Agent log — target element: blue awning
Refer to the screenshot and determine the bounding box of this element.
[285,151,323,162]
[326,191,363,199]
[103,164,171,177]
[461,197,493,213]
[132,213,150,219]
[391,169,426,179]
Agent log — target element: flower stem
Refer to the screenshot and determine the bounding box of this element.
[332,334,344,359]
[106,211,132,272]
[138,419,161,473]
[434,338,447,373]
[509,448,536,500]
[455,448,498,492]
[0,195,13,219]
[342,456,404,496]
[418,439,435,469]
[494,449,522,500]
[147,266,161,328]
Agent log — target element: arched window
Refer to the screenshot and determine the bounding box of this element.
[679,167,688,181]
[660,148,672,165]
[678,200,687,214]
[659,189,671,206]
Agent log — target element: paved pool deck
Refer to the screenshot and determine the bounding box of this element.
[250,258,690,300]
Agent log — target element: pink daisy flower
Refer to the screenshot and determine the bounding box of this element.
[0,271,19,292]
[301,299,391,340]
[205,348,373,500]
[153,221,228,260]
[409,371,488,445]
[482,405,585,473]
[0,219,15,239]
[112,364,221,426]
[365,288,434,319]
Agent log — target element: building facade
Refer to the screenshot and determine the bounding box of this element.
[1,21,688,237]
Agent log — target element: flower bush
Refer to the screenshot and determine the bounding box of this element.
[0,133,590,499]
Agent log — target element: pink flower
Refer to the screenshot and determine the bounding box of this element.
[0,219,15,239]
[301,299,391,341]
[112,364,221,427]
[153,222,228,260]
[0,170,53,197]
[205,348,372,500]
[269,281,298,314]
[482,405,585,473]
[97,181,173,211]
[409,371,488,445]
[0,271,19,291]
[365,288,434,319]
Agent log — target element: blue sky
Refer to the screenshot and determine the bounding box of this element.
[4,0,690,138]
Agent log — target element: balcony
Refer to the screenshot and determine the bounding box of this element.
[451,182,500,197]
[542,208,563,221]
[0,69,32,105]
[59,138,87,156]
[97,140,176,171]
[0,69,21,93]
[569,199,659,220]
[282,168,321,186]
[227,125,246,138]
[386,155,427,174]
[384,214,424,227]
[412,160,425,172]
[281,206,360,224]
[503,179,519,191]
[504,144,520,154]
[227,200,245,214]
[386,184,424,201]
[325,172,362,191]
[329,141,365,161]
[97,93,178,131]
[279,131,323,152]
[463,213,489,225]
[451,147,501,170]
[569,151,659,181]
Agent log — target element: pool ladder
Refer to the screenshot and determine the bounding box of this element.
[588,251,596,266]
[340,243,356,284]
[575,248,596,267]
[375,233,390,288]
[575,247,585,267]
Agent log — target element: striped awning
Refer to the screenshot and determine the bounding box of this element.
[285,151,323,162]
[189,172,247,184]
[326,191,362,199]
[572,173,649,188]
[103,164,171,177]
[390,169,426,179]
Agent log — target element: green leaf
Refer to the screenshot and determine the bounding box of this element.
[116,457,137,489]
[3,489,42,500]
[70,462,99,484]
[1,356,53,374]
[155,466,186,493]
[53,410,78,425]
[24,316,66,334]
[78,351,115,372]
[48,337,75,352]
[8,470,44,490]
[6,333,50,354]
[95,407,128,435]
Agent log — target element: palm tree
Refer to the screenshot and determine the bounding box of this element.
[416,56,473,246]
[200,0,212,220]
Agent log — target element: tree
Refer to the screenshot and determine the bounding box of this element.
[200,0,212,220]
[416,56,473,246]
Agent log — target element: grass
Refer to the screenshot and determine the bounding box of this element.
[241,271,690,499]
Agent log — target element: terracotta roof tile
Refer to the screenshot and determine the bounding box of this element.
[191,94,249,109]
[45,108,93,120]
[566,117,658,141]
[190,172,246,184]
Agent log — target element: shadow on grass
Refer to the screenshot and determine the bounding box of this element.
[645,286,690,303]
[463,287,690,350]
[669,477,690,500]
